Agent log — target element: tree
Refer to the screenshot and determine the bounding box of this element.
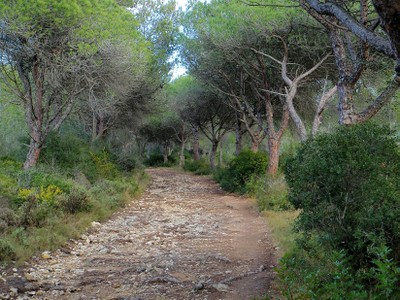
[180,0,334,174]
[128,0,180,82]
[0,0,149,169]
[298,0,400,124]
[139,117,177,163]
[180,83,235,170]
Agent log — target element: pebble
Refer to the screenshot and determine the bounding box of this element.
[193,282,205,291]
[212,283,230,292]
[41,251,51,260]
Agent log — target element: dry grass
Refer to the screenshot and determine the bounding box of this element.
[262,209,299,256]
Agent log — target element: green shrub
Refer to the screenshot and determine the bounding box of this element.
[16,168,72,192]
[183,158,211,175]
[117,156,136,171]
[284,123,400,290]
[17,195,58,228]
[251,175,292,211]
[90,149,119,179]
[58,186,91,214]
[215,150,268,194]
[0,239,16,261]
[278,244,400,299]
[40,132,86,169]
[144,152,177,167]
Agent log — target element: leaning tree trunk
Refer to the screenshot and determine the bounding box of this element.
[209,141,219,170]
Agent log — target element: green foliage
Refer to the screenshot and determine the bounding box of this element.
[16,168,73,194]
[183,159,211,175]
[0,239,16,262]
[0,100,27,159]
[90,149,119,179]
[17,196,59,228]
[251,175,292,211]
[284,123,400,293]
[144,152,177,167]
[57,186,91,214]
[40,132,87,169]
[278,244,400,299]
[215,150,268,194]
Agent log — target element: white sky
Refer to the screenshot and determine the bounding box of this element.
[176,0,188,10]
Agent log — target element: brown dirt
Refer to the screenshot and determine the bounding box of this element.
[0,168,278,299]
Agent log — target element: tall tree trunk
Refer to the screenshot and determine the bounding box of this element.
[163,153,168,163]
[209,141,218,170]
[234,117,243,156]
[337,82,357,125]
[192,126,200,161]
[24,138,41,169]
[267,137,280,176]
[250,138,260,152]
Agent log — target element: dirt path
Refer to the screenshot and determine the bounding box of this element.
[0,168,278,299]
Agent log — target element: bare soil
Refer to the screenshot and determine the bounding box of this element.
[0,168,278,300]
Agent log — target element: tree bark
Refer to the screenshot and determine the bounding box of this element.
[192,126,200,161]
[267,137,279,176]
[234,114,243,156]
[209,141,218,170]
[372,0,400,73]
[250,138,260,152]
[163,153,168,163]
[312,85,337,136]
[24,138,41,170]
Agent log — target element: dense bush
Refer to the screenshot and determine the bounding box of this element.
[58,186,92,214]
[279,244,400,299]
[251,175,292,211]
[215,150,268,193]
[40,132,86,168]
[284,123,400,295]
[144,152,177,167]
[183,158,211,175]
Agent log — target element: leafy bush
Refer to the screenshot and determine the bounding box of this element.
[278,244,400,299]
[0,208,16,234]
[90,149,119,179]
[16,168,72,192]
[58,186,91,214]
[17,195,57,228]
[284,123,400,291]
[116,155,136,172]
[251,175,292,211]
[40,132,86,169]
[17,185,63,207]
[215,150,268,193]
[183,158,211,175]
[144,152,177,167]
[0,239,16,261]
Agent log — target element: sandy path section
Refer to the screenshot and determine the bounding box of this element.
[0,168,277,300]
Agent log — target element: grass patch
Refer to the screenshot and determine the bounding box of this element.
[262,209,299,255]
[0,168,148,265]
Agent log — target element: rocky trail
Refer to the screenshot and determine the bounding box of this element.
[0,168,278,299]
